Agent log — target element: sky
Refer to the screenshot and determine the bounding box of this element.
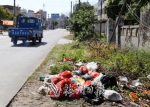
[1,0,98,17]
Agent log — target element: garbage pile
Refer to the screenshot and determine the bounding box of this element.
[38,62,150,106]
[38,62,123,104]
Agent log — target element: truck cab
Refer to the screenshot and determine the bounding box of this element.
[8,17,43,45]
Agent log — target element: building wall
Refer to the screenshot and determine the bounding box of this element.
[98,0,108,20]
[39,10,47,20]
[27,10,34,17]
[2,5,21,15]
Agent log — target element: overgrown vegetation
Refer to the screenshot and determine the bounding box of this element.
[106,0,150,21]
[70,2,97,41]
[49,39,150,89]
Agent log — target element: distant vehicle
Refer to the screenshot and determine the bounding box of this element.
[8,17,43,45]
[66,26,70,31]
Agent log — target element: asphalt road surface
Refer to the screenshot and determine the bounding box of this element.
[0,29,69,107]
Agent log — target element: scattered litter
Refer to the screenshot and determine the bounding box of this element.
[103,90,122,101]
[81,73,93,81]
[119,76,128,83]
[147,73,150,79]
[86,62,98,71]
[38,86,49,95]
[79,66,89,74]
[101,75,118,89]
[143,90,150,95]
[75,62,84,67]
[132,79,144,87]
[74,70,82,76]
[38,61,149,106]
[129,92,139,102]
[120,84,135,92]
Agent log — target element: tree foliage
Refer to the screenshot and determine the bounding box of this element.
[70,2,96,41]
[0,6,13,20]
[106,0,150,20]
[51,20,58,29]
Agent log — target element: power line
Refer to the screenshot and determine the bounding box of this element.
[126,4,150,30]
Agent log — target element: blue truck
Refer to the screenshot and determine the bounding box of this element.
[8,17,43,45]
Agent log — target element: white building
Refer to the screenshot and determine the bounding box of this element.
[96,0,108,33]
[21,9,27,16]
[27,10,34,17]
[98,0,108,20]
[21,9,34,17]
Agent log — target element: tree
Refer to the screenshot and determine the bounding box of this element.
[106,0,150,20]
[0,6,13,20]
[51,20,58,29]
[70,2,96,41]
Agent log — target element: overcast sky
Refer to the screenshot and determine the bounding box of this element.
[1,0,98,17]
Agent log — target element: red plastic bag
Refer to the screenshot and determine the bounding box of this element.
[51,75,62,84]
[56,79,68,88]
[48,88,64,99]
[79,66,88,74]
[89,71,100,78]
[71,89,82,99]
[83,80,92,87]
[59,70,73,79]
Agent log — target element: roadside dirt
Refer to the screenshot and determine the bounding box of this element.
[8,38,150,107]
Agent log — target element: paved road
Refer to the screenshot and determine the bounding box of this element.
[0,29,69,107]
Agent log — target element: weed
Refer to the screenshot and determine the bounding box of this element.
[50,63,73,75]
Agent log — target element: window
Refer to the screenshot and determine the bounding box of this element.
[21,19,26,23]
[27,19,35,23]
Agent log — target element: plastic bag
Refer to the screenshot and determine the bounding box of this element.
[79,66,88,74]
[82,73,93,81]
[76,76,85,85]
[86,62,98,71]
[89,71,100,78]
[74,70,82,76]
[59,70,73,79]
[82,85,104,104]
[119,76,128,83]
[147,73,150,79]
[100,75,118,89]
[38,86,49,95]
[104,90,122,101]
[93,73,104,83]
[71,89,82,99]
[83,80,92,87]
[70,77,77,84]
[51,75,62,84]
[132,79,144,87]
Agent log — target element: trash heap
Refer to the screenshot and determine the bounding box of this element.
[38,62,123,104]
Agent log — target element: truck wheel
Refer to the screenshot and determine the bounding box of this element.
[32,37,36,45]
[13,39,17,45]
[39,37,42,43]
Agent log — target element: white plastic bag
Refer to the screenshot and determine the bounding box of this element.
[86,62,98,71]
[104,90,122,101]
[132,79,144,87]
[119,76,128,82]
[38,86,49,95]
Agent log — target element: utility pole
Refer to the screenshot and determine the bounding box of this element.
[71,1,72,15]
[13,0,16,27]
[79,0,80,9]
[99,0,102,39]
